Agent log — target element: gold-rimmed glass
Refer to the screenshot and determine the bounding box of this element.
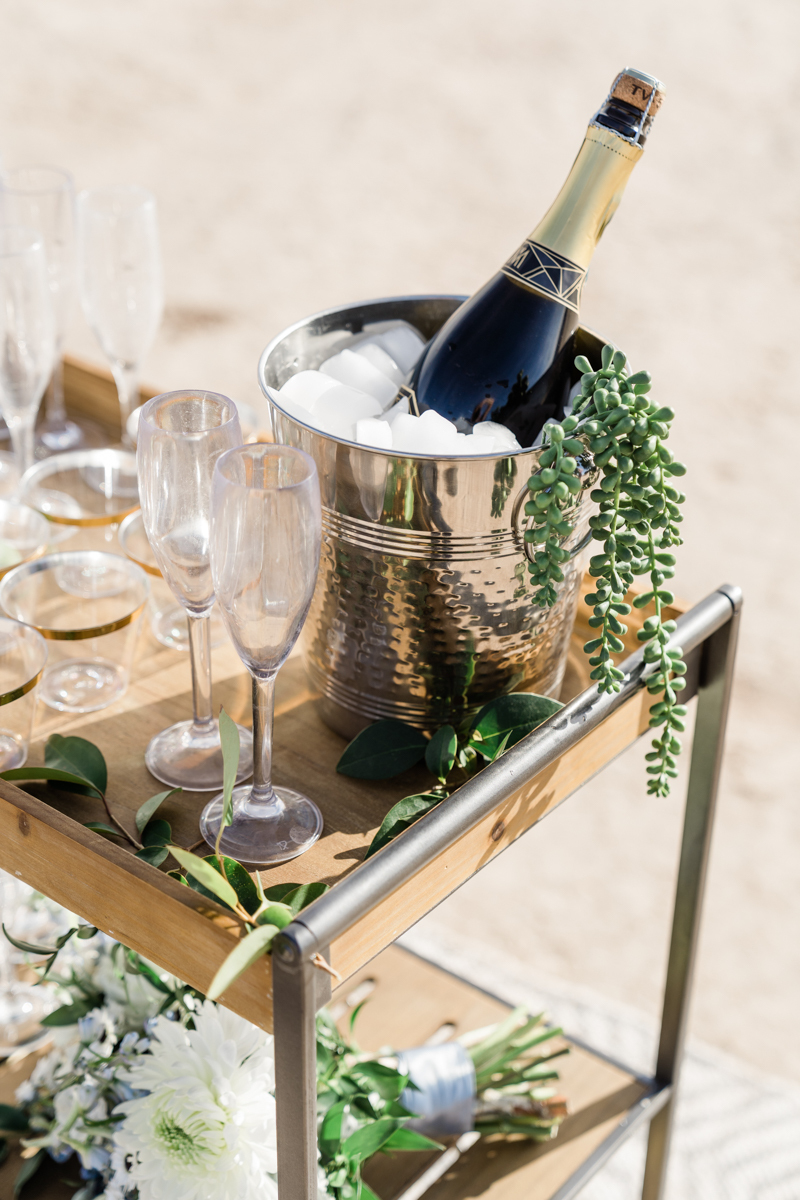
[19,448,138,558]
[0,617,47,768]
[0,550,148,713]
[117,510,226,653]
[0,500,50,578]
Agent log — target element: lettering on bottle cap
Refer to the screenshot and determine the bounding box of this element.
[612,72,665,115]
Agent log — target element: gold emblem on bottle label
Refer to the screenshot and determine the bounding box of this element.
[394,383,421,416]
[502,239,586,313]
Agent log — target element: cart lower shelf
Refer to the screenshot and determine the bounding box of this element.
[0,943,652,1200]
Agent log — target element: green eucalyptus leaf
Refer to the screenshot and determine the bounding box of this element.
[1,767,103,797]
[263,882,301,903]
[348,1061,407,1101]
[45,734,107,794]
[424,724,457,780]
[0,1104,28,1132]
[166,869,188,886]
[471,693,563,759]
[76,925,98,940]
[364,791,445,860]
[218,708,240,828]
[206,923,278,1001]
[319,1098,348,1159]
[14,1147,44,1196]
[135,845,169,868]
[141,819,172,848]
[123,954,171,994]
[342,1116,403,1163]
[257,903,293,929]
[83,822,124,838]
[40,997,95,1027]
[281,880,330,916]
[201,856,260,915]
[1,924,66,957]
[336,719,427,780]
[382,1127,442,1152]
[167,846,238,909]
[135,788,181,834]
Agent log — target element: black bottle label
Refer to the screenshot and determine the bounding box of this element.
[501,239,586,314]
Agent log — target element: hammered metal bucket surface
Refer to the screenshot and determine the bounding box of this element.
[258,295,599,738]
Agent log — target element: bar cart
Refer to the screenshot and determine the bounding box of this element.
[0,358,740,1200]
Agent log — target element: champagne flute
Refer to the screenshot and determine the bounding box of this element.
[0,228,56,479]
[77,186,163,444]
[0,165,83,452]
[137,389,252,790]
[200,443,323,864]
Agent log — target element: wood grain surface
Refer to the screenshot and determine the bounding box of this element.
[343,946,647,1200]
[0,572,681,1035]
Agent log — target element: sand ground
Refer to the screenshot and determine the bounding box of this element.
[0,0,797,1080]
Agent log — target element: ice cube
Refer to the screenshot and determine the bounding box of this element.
[279,370,339,412]
[390,414,428,455]
[266,386,313,428]
[456,432,496,454]
[381,396,410,426]
[312,385,382,441]
[320,349,398,407]
[363,322,426,374]
[353,343,404,385]
[355,418,393,450]
[392,410,460,456]
[473,420,522,451]
[418,409,460,453]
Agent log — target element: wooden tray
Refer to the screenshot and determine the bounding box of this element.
[0,357,681,1035]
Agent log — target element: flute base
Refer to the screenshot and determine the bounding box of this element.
[145,719,253,792]
[199,785,323,865]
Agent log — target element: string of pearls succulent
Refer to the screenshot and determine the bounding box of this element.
[524,343,687,797]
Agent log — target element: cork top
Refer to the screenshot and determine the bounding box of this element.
[612,68,666,115]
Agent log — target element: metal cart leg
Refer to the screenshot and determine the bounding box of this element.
[641,585,742,1200]
[273,923,322,1200]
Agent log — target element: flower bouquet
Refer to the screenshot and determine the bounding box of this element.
[0,902,569,1200]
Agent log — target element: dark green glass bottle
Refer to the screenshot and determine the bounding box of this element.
[405,68,665,448]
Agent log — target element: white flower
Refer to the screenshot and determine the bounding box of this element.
[113,1001,278,1200]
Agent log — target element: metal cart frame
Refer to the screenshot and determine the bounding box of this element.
[272,583,742,1200]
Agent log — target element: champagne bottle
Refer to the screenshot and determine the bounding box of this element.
[403,68,665,448]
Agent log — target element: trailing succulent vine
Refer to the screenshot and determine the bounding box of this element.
[523,343,688,797]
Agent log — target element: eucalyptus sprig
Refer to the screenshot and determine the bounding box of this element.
[317,1009,439,1200]
[0,733,183,864]
[336,693,563,859]
[0,721,331,1000]
[524,343,688,795]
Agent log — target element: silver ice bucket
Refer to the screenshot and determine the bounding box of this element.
[258,295,600,738]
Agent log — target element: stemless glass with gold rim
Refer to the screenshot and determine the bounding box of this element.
[19,447,138,553]
[0,500,50,578]
[0,618,47,768]
[0,550,148,713]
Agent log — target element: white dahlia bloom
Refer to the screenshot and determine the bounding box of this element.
[113,1001,278,1200]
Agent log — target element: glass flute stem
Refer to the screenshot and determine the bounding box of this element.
[251,672,278,807]
[187,613,214,736]
[111,361,139,446]
[8,417,36,477]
